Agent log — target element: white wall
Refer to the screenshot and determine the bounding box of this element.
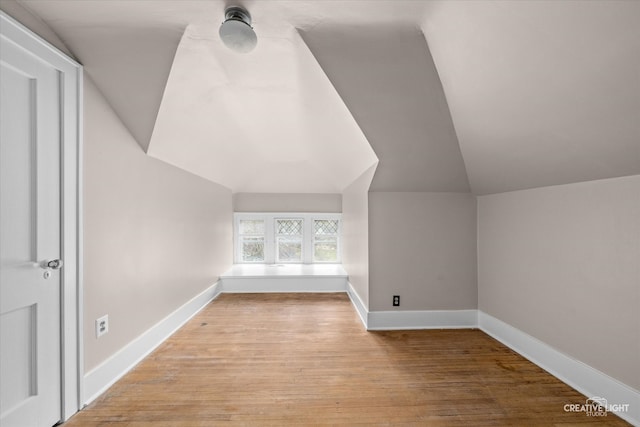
[83,77,232,370]
[478,175,640,390]
[6,0,637,400]
[233,193,341,213]
[368,192,477,311]
[341,165,377,309]
[0,0,235,375]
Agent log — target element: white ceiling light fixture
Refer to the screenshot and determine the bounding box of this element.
[219,6,257,53]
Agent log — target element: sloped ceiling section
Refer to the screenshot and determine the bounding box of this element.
[146,22,378,193]
[74,27,183,152]
[16,0,184,152]
[301,25,470,193]
[422,0,640,194]
[15,0,640,195]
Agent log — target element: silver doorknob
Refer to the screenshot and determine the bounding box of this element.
[41,259,63,270]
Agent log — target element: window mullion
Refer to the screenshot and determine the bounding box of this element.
[304,215,313,264]
[234,216,240,262]
[265,215,275,264]
[337,220,342,262]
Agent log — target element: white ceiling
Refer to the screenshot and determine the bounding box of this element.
[14,0,640,194]
[147,21,377,193]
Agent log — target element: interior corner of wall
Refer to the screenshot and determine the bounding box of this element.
[343,162,378,194]
[0,1,77,60]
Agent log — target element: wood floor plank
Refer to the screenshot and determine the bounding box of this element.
[65,293,630,426]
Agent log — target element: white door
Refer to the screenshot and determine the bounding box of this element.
[1,29,63,427]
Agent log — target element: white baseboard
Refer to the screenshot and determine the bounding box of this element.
[346,282,368,328]
[221,277,347,293]
[83,281,223,405]
[345,283,477,331]
[367,309,478,330]
[478,311,639,426]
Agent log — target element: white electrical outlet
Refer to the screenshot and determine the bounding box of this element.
[96,315,109,338]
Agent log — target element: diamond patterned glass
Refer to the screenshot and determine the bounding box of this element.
[314,220,338,235]
[277,219,302,235]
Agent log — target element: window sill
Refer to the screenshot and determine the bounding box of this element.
[220,263,347,279]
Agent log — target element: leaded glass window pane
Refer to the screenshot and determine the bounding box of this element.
[313,219,338,262]
[314,219,338,235]
[277,219,302,235]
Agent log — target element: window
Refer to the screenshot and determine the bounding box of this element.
[234,213,341,264]
[276,219,303,262]
[313,219,339,262]
[237,219,265,262]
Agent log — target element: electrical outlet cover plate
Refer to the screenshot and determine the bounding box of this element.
[96,314,109,338]
[393,295,400,307]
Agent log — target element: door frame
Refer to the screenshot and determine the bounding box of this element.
[1,11,83,422]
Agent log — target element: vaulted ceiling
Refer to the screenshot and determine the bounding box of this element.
[14,0,640,194]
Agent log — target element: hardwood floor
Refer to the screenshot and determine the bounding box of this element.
[65,293,629,426]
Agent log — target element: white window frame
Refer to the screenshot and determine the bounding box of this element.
[311,218,341,263]
[275,217,304,263]
[234,213,342,264]
[236,218,267,263]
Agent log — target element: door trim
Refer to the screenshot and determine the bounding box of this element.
[0,11,83,422]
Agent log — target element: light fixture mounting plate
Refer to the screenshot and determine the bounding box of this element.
[224,6,252,27]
